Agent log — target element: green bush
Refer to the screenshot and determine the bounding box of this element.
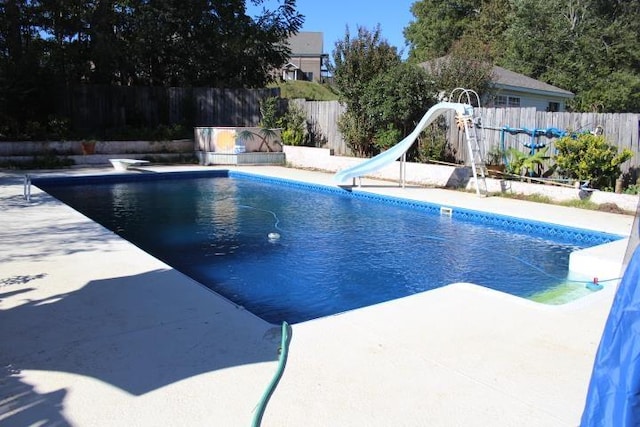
[624,184,640,195]
[25,121,46,139]
[554,134,633,189]
[373,125,402,153]
[411,119,457,164]
[259,97,281,129]
[47,115,71,139]
[278,103,306,146]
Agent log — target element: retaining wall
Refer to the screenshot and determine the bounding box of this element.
[0,139,195,166]
[283,146,640,212]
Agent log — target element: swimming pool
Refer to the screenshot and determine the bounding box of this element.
[36,170,621,324]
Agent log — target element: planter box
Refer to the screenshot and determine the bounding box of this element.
[284,146,639,211]
[196,151,285,166]
[194,127,282,153]
[283,145,470,188]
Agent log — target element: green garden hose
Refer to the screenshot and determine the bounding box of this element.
[251,321,290,427]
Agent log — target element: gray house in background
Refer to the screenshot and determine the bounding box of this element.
[420,58,574,111]
[281,32,329,83]
[488,66,574,111]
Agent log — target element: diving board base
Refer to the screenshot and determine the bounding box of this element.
[109,158,150,171]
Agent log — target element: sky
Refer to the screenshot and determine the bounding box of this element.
[247,0,416,58]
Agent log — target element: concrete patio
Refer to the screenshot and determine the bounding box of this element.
[0,165,634,426]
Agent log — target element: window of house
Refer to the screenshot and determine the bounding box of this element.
[495,95,521,107]
[547,102,560,112]
[282,71,292,80]
[304,71,313,81]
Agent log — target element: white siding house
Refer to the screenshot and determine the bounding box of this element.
[419,59,574,111]
[488,66,574,112]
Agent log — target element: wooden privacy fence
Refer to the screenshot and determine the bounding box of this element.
[56,88,640,173]
[297,101,640,173]
[290,99,347,154]
[56,85,280,131]
[447,108,640,172]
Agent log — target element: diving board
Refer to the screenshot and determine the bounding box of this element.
[109,158,150,171]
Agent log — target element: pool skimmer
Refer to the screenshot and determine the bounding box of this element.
[440,206,453,217]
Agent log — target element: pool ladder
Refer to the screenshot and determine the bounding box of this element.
[24,174,31,202]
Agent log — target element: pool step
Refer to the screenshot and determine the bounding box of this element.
[569,238,628,283]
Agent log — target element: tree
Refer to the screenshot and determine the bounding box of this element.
[332,25,401,156]
[457,0,513,62]
[404,0,477,62]
[403,0,503,108]
[116,0,303,87]
[568,0,640,111]
[36,0,90,85]
[405,0,640,112]
[87,0,125,84]
[0,0,304,135]
[500,0,640,112]
[1,0,303,88]
[361,63,435,148]
[421,53,494,101]
[0,0,54,135]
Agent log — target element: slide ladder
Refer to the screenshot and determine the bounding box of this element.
[450,88,487,196]
[461,113,488,196]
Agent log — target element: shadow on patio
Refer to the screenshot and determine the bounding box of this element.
[0,268,281,424]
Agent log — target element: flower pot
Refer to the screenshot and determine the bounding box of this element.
[486,164,506,178]
[81,141,96,155]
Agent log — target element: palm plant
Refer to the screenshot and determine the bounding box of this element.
[506,146,551,179]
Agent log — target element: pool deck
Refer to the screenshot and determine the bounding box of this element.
[0,165,634,426]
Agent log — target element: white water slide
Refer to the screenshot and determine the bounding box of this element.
[333,102,473,184]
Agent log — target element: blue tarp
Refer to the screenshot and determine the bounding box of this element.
[581,246,640,426]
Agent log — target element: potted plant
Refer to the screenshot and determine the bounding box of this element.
[80,139,97,155]
[506,146,551,182]
[486,146,506,178]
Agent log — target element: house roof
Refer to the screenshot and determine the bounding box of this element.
[287,32,324,56]
[419,57,574,98]
[282,62,300,70]
[492,65,574,97]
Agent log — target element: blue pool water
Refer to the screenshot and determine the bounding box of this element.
[36,171,620,324]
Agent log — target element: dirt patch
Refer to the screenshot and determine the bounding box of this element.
[597,202,629,215]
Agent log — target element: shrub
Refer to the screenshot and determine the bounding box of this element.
[373,125,402,153]
[259,97,281,129]
[47,115,71,139]
[554,134,633,189]
[486,146,506,166]
[624,184,640,195]
[278,103,306,146]
[411,118,457,164]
